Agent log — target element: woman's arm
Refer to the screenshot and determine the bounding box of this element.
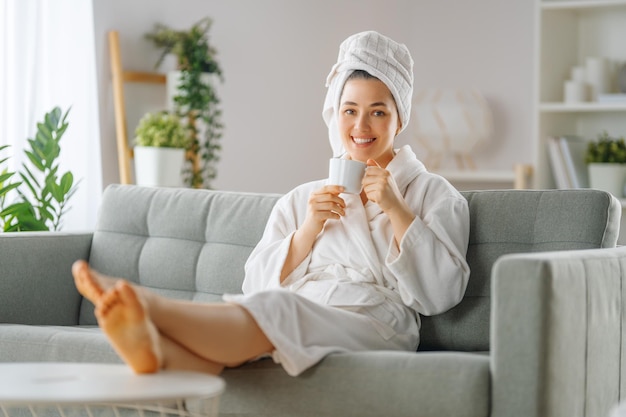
[387,192,470,315]
[280,185,345,282]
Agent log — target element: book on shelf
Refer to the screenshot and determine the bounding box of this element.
[597,93,626,103]
[547,135,589,189]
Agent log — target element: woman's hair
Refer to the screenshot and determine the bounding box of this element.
[341,70,379,98]
[347,69,378,82]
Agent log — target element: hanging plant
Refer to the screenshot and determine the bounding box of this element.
[145,17,223,189]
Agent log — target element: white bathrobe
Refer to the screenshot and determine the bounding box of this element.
[225,145,470,376]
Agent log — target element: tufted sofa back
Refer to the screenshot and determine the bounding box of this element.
[80,185,621,353]
[79,185,280,324]
[418,189,620,351]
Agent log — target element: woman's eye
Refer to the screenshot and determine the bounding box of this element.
[373,110,385,117]
[344,109,355,115]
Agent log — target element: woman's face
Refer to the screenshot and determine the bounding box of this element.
[337,77,401,168]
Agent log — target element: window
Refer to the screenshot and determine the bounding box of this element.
[0,0,102,230]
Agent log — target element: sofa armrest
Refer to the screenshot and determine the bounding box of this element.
[490,246,626,417]
[0,232,93,325]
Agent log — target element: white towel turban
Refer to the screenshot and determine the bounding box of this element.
[323,31,414,157]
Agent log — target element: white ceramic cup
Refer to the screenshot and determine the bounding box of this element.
[328,158,367,194]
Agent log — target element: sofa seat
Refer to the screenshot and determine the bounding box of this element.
[220,351,489,417]
[0,322,489,417]
[0,324,118,363]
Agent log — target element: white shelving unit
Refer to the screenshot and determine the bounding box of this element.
[534,0,626,189]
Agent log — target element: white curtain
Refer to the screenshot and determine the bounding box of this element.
[0,0,102,231]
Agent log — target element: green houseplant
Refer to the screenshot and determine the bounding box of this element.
[134,111,192,187]
[585,130,626,197]
[145,17,223,189]
[0,106,78,231]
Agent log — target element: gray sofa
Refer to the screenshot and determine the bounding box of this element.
[1,184,625,417]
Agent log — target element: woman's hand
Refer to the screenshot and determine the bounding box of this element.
[281,185,345,282]
[362,159,406,213]
[362,159,415,245]
[302,185,346,237]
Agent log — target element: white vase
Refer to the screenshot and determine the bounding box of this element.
[134,146,185,187]
[585,57,610,101]
[587,163,626,198]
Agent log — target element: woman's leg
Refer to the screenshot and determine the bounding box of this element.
[72,260,274,374]
[146,295,274,368]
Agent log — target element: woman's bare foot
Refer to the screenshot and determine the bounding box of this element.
[96,281,162,374]
[72,260,123,305]
[72,260,105,305]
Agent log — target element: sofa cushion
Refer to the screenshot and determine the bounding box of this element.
[0,233,92,326]
[220,351,490,417]
[0,324,119,363]
[419,189,621,352]
[80,185,281,324]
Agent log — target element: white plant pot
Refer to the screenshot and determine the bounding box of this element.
[588,163,626,198]
[134,146,185,187]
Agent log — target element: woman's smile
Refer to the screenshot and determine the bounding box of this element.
[353,137,376,145]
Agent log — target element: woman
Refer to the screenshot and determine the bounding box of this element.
[73,30,470,377]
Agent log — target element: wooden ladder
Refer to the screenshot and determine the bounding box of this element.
[108,30,166,184]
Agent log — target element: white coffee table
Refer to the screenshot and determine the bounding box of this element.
[0,362,225,416]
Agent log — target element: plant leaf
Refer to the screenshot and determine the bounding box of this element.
[0,202,31,217]
[48,179,63,203]
[24,150,45,171]
[0,182,20,197]
[60,172,74,194]
[37,122,53,142]
[0,172,15,184]
[38,204,54,221]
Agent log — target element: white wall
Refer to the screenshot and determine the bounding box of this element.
[92,0,534,194]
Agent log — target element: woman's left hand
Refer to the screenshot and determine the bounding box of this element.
[362,159,416,246]
[362,159,406,213]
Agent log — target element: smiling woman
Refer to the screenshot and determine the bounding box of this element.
[0,0,102,231]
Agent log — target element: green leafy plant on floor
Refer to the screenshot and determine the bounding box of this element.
[585,130,626,164]
[0,107,78,231]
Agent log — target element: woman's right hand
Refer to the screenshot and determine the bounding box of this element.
[301,185,346,237]
[280,185,345,282]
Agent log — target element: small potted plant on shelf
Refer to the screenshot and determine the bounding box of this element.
[145,17,223,189]
[134,111,192,188]
[585,130,626,198]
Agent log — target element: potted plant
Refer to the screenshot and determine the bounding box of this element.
[145,17,223,189]
[0,106,78,231]
[134,111,191,188]
[585,130,626,197]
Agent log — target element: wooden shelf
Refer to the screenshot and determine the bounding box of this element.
[541,0,626,10]
[539,102,626,112]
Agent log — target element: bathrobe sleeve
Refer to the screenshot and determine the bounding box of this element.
[385,176,470,316]
[242,183,317,294]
